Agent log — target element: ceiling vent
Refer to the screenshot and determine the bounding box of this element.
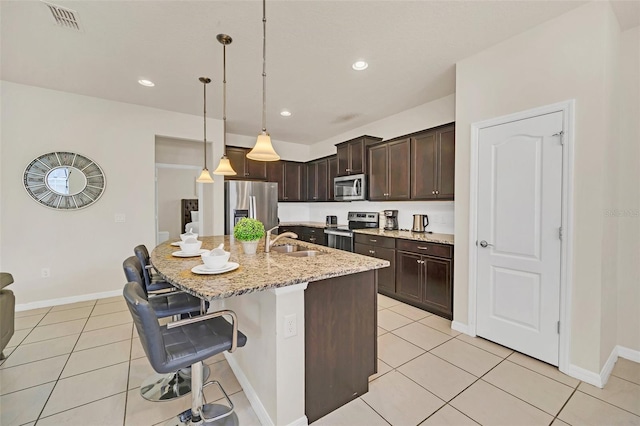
[42,2,83,31]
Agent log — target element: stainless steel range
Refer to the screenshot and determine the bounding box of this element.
[324,212,379,252]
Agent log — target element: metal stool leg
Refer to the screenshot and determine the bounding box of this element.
[141,365,210,402]
[165,361,239,425]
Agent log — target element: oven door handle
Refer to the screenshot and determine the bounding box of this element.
[324,230,353,237]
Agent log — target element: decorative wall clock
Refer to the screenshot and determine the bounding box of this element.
[23,152,106,210]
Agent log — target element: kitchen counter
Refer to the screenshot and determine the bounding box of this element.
[151,235,386,425]
[150,235,388,302]
[354,228,454,245]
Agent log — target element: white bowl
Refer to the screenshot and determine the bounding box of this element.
[201,250,231,270]
[179,238,202,254]
[180,232,199,242]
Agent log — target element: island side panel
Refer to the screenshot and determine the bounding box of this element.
[304,270,377,423]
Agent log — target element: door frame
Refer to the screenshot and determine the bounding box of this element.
[155,163,204,245]
[467,100,575,372]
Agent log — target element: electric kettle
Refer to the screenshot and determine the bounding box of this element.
[412,214,429,233]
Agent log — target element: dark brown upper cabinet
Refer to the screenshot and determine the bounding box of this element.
[335,136,382,176]
[225,146,267,180]
[306,158,328,201]
[266,161,285,200]
[283,161,305,201]
[368,138,411,201]
[327,155,337,201]
[411,124,455,200]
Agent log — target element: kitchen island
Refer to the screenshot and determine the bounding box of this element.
[151,236,389,425]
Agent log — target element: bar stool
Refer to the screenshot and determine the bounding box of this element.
[124,281,247,425]
[134,244,174,293]
[123,256,209,401]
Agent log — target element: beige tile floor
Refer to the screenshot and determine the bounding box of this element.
[1,293,639,425]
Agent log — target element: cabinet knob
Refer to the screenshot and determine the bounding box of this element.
[432,190,436,195]
[435,190,439,195]
[417,246,429,250]
[370,239,377,243]
[345,168,351,172]
[244,173,250,176]
[416,259,421,264]
[369,250,375,254]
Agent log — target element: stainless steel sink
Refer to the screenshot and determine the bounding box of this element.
[271,244,306,253]
[284,250,326,257]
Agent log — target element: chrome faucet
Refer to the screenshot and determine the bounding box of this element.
[265,226,298,253]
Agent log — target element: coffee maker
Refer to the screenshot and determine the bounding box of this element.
[384,210,398,230]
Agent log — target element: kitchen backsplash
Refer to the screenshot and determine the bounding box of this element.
[278,200,454,234]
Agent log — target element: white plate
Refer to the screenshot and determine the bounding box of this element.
[172,249,208,258]
[170,241,182,247]
[191,262,239,275]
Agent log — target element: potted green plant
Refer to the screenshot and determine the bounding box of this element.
[233,218,265,255]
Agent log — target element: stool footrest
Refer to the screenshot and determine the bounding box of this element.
[200,380,234,422]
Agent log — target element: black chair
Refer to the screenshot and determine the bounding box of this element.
[134,245,174,293]
[123,256,208,401]
[124,281,247,425]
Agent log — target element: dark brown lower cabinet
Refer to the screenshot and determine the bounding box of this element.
[355,243,395,293]
[305,270,377,423]
[395,248,452,319]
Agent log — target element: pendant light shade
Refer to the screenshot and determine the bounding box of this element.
[247,0,280,162]
[196,77,214,183]
[213,34,237,176]
[196,168,214,183]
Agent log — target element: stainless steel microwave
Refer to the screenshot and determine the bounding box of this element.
[334,174,367,201]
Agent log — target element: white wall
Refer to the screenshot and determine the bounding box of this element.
[616,26,640,352]
[455,2,629,374]
[283,94,456,231]
[279,201,455,235]
[156,166,201,240]
[0,81,223,306]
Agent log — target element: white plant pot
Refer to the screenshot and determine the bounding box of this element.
[241,240,259,255]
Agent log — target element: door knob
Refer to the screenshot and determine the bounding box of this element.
[479,240,494,248]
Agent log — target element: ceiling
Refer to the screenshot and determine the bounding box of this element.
[0,1,606,145]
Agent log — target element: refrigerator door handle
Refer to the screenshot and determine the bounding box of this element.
[249,196,257,219]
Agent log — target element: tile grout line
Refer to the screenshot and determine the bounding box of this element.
[500,356,581,389]
[122,323,134,426]
[33,300,98,424]
[551,385,579,425]
[36,390,129,424]
[572,389,640,418]
[358,396,394,426]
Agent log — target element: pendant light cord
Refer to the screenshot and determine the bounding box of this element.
[262,0,267,133]
[203,80,208,168]
[223,43,227,155]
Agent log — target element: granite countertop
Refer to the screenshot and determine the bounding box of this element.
[150,236,389,301]
[354,228,454,245]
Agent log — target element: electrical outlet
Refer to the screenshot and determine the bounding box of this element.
[41,268,50,278]
[114,213,126,223]
[283,314,297,338]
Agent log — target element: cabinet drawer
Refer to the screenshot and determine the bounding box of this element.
[396,239,452,259]
[354,233,395,249]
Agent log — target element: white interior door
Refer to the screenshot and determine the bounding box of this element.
[476,111,563,365]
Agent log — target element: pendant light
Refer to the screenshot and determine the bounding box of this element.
[196,77,215,183]
[213,34,237,176]
[246,0,280,162]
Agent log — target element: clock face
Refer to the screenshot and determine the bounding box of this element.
[23,152,106,210]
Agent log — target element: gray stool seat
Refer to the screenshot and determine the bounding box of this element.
[134,245,174,293]
[123,256,204,318]
[124,281,247,425]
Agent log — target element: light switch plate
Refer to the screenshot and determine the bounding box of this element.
[115,213,126,223]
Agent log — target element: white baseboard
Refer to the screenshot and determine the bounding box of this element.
[451,321,473,336]
[224,352,274,426]
[15,289,122,312]
[617,345,640,363]
[564,344,640,389]
[564,363,604,388]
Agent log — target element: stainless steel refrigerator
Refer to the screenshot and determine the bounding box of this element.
[224,181,278,235]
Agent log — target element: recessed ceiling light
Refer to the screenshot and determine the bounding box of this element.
[280,110,292,117]
[138,79,155,87]
[352,61,368,71]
